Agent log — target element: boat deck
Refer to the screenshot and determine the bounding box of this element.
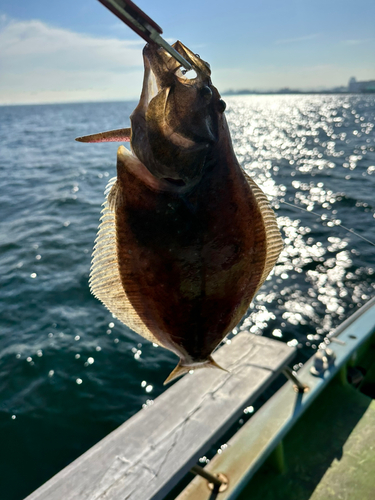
[25,332,295,500]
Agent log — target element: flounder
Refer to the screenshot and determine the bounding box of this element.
[76,42,283,383]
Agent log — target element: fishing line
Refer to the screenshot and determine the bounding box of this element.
[265,194,375,248]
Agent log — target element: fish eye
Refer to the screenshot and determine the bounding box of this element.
[217,99,226,113]
[200,86,213,101]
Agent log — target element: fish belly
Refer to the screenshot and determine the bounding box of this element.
[115,163,267,362]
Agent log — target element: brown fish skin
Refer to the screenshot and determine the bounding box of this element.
[130,41,219,186]
[114,137,266,364]
[87,41,282,383]
[112,43,267,365]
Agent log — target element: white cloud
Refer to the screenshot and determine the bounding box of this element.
[0,16,145,104]
[341,38,374,46]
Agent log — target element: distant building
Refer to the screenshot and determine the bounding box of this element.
[348,77,375,93]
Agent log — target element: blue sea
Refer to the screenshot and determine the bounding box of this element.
[1,95,374,499]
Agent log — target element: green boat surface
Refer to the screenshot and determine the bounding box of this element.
[238,375,375,500]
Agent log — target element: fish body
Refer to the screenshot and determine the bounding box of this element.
[82,42,283,382]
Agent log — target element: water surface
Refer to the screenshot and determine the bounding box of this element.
[0,95,374,499]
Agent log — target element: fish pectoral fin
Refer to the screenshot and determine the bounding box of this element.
[75,128,131,143]
[117,145,176,193]
[163,356,228,385]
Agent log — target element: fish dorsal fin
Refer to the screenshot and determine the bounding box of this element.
[89,176,162,346]
[243,171,283,292]
[75,128,131,143]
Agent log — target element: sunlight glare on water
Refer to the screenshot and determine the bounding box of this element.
[225,95,375,345]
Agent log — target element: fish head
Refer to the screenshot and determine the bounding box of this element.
[130,41,227,187]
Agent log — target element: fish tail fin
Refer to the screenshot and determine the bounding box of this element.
[207,356,229,373]
[163,362,192,385]
[163,356,228,385]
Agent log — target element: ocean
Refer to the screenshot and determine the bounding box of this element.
[1,95,374,499]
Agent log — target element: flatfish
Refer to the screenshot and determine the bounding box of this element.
[76,41,283,383]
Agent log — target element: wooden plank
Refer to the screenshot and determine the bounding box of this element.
[25,332,295,500]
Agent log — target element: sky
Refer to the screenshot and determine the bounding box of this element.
[0,0,374,104]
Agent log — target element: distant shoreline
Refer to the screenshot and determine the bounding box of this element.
[1,92,374,107]
[222,90,375,96]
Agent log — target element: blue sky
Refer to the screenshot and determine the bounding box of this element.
[0,0,374,104]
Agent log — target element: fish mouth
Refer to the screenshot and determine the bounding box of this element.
[130,41,223,186]
[141,41,212,107]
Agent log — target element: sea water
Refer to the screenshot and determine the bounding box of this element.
[0,95,374,499]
